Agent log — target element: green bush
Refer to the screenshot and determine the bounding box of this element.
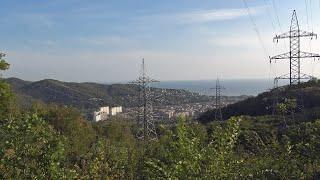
[0,113,77,179]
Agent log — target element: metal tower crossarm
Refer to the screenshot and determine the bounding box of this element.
[273,31,317,41]
[269,10,320,85]
[270,52,320,60]
[131,76,159,84]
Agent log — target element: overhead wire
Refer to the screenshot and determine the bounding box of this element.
[263,0,277,33]
[243,0,278,90]
[271,0,287,51]
[310,0,320,78]
[263,0,278,83]
[271,0,283,33]
[309,0,315,76]
[309,0,314,33]
[242,0,270,59]
[304,0,317,77]
[315,0,320,78]
[305,0,310,31]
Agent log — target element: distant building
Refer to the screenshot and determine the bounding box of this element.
[93,106,123,122]
[175,111,194,118]
[93,106,109,122]
[166,110,175,119]
[110,106,123,116]
[160,110,175,119]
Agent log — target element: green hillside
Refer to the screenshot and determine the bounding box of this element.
[6,77,212,110]
[2,62,320,179]
[199,80,320,123]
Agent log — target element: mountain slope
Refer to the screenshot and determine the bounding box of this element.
[199,80,320,123]
[6,78,213,110]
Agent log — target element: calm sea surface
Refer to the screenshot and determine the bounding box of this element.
[150,79,288,96]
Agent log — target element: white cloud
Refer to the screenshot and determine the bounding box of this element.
[78,36,136,47]
[138,6,266,25]
[5,48,275,82]
[208,31,277,48]
[210,35,261,47]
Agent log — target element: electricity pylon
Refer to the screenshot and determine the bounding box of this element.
[270,10,319,118]
[211,78,225,121]
[131,59,159,142]
[270,10,320,85]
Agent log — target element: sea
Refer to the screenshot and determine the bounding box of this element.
[150,79,287,96]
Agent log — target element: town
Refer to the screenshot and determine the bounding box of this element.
[92,95,249,122]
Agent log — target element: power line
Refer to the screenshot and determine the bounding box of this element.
[242,0,270,58]
[309,0,318,77]
[263,0,277,33]
[305,0,310,31]
[263,0,279,82]
[305,0,313,73]
[272,0,283,33]
[309,0,314,32]
[271,0,287,51]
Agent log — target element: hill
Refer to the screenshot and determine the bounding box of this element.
[5,77,213,110]
[199,80,320,123]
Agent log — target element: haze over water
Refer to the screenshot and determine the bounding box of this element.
[151,79,287,96]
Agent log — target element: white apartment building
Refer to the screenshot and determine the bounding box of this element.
[110,106,123,116]
[93,106,109,122]
[93,106,123,122]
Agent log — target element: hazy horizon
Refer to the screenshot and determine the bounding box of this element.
[6,76,287,96]
[5,75,275,84]
[1,0,320,82]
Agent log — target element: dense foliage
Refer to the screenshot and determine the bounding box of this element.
[199,79,320,123]
[0,60,13,120]
[1,58,320,179]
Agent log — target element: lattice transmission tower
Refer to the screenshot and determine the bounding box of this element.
[131,59,159,142]
[211,78,225,121]
[270,10,320,119]
[270,10,320,85]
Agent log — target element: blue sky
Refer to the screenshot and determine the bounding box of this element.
[1,0,320,82]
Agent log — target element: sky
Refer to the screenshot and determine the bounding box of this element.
[1,0,320,82]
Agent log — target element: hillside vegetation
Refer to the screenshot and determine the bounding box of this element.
[199,80,320,123]
[6,77,212,110]
[2,59,320,178]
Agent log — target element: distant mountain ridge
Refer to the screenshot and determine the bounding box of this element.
[5,77,213,110]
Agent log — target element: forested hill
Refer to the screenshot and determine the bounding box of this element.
[199,80,320,123]
[6,77,212,110]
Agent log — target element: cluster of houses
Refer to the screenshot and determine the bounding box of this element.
[93,106,123,122]
[92,96,248,122]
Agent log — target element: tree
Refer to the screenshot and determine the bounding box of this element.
[276,98,297,128]
[145,116,244,179]
[0,58,9,72]
[0,113,77,179]
[77,139,136,179]
[31,104,97,159]
[0,56,14,120]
